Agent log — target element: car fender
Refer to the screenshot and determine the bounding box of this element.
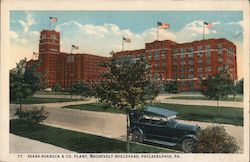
[179,134,197,143]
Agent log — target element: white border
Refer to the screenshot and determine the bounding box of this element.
[1,0,249,162]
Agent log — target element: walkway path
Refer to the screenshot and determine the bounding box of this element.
[155,95,243,108]
[10,134,75,153]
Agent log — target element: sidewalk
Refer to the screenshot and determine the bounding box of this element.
[155,95,243,108]
[10,134,75,153]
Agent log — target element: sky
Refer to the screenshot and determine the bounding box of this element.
[10,11,244,78]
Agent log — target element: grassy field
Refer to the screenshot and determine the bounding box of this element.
[11,97,82,104]
[168,96,243,102]
[10,120,177,153]
[64,103,243,126]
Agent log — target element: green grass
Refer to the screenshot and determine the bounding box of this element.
[168,96,243,102]
[10,120,177,153]
[11,97,82,104]
[64,103,243,126]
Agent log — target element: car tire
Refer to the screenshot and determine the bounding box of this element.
[132,130,143,143]
[181,138,197,153]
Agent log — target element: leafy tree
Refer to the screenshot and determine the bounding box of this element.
[10,58,42,111]
[72,81,91,99]
[201,67,234,115]
[52,82,62,92]
[164,80,179,103]
[96,57,157,152]
[235,79,243,95]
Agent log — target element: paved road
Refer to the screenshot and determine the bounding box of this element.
[10,103,244,153]
[10,134,75,153]
[33,93,243,108]
[155,95,243,108]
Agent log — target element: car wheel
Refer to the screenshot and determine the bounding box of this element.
[132,130,143,143]
[181,138,197,153]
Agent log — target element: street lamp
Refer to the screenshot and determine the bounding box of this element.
[70,73,73,99]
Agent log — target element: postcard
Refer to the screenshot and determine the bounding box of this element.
[0,0,249,162]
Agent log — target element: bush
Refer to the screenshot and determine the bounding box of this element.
[15,106,49,125]
[196,125,239,153]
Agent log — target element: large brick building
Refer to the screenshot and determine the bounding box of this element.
[114,39,237,91]
[32,29,237,91]
[37,30,108,89]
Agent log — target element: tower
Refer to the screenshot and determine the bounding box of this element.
[38,30,60,88]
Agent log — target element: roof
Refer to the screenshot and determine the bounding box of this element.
[144,106,178,117]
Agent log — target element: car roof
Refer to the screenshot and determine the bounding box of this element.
[144,106,178,117]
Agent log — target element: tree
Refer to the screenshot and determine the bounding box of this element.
[201,67,234,115]
[96,57,157,152]
[10,58,41,111]
[72,81,91,99]
[164,80,179,103]
[52,82,62,92]
[235,79,243,95]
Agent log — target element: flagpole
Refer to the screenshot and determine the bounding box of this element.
[203,21,205,40]
[157,24,159,40]
[122,36,124,51]
[49,17,51,30]
[71,45,73,53]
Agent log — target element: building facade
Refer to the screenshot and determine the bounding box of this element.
[34,29,237,91]
[114,39,237,91]
[37,30,108,89]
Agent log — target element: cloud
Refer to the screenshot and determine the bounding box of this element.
[228,20,243,27]
[175,20,215,43]
[18,12,37,32]
[18,20,29,32]
[10,31,19,40]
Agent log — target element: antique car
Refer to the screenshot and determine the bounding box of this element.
[129,106,200,153]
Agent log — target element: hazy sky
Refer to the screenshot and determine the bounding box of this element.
[10,11,243,78]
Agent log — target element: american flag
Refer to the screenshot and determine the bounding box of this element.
[157,21,170,29]
[204,22,213,28]
[49,17,57,23]
[123,37,131,43]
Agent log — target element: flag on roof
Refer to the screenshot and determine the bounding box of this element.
[49,17,57,23]
[203,22,213,28]
[123,37,131,43]
[157,21,170,29]
[72,44,79,50]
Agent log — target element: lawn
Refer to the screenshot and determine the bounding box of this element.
[10,120,177,153]
[63,103,243,126]
[11,97,82,104]
[168,96,243,102]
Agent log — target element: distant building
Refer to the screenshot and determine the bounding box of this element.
[37,30,108,89]
[30,29,237,91]
[114,39,237,91]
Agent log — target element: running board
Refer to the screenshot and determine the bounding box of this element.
[144,139,177,146]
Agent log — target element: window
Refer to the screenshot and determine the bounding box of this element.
[197,67,203,73]
[206,58,211,64]
[218,44,223,49]
[188,54,194,58]
[188,60,194,65]
[188,68,194,73]
[206,67,211,72]
[180,48,186,53]
[188,47,194,52]
[206,51,211,58]
[198,46,202,51]
[188,74,194,79]
[197,59,203,64]
[173,48,178,54]
[205,45,210,50]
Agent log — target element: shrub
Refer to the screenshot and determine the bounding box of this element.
[196,125,239,153]
[15,106,49,125]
